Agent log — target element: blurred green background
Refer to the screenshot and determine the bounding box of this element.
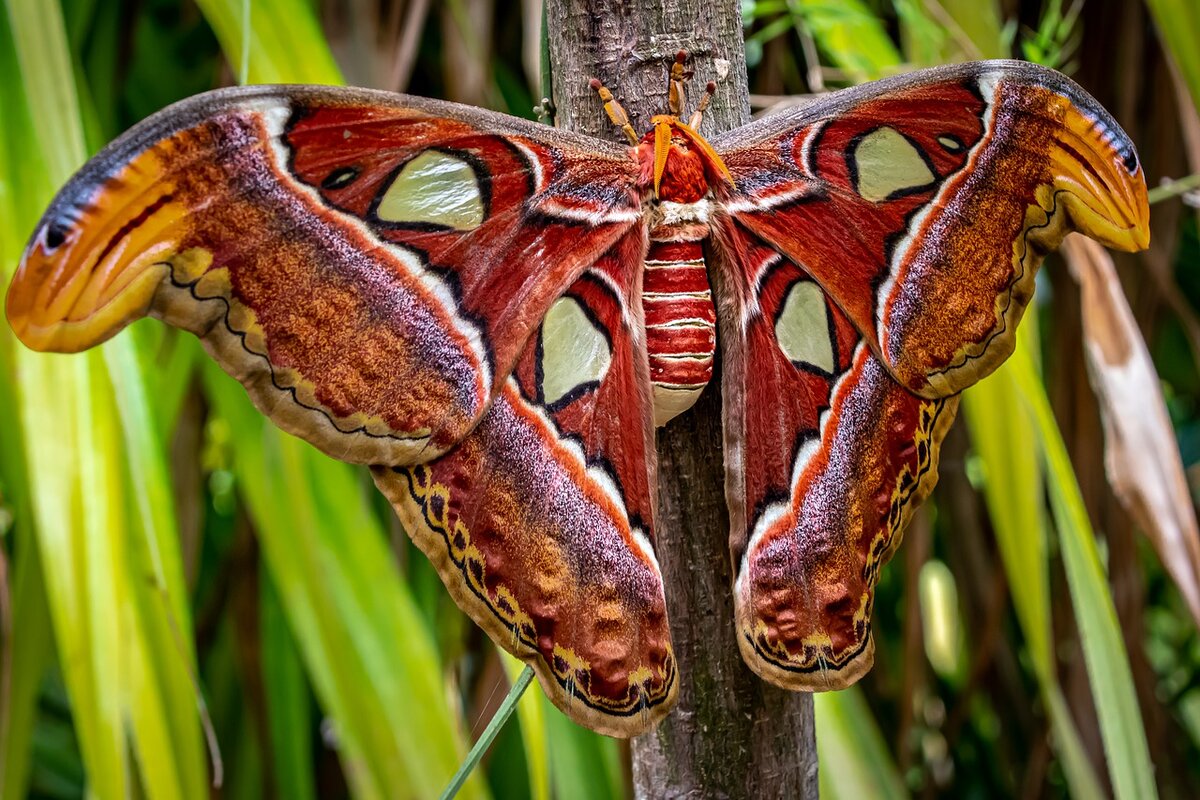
[1,0,1199,797]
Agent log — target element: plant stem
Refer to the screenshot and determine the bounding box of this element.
[439,666,534,800]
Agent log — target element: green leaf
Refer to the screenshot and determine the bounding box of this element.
[816,688,907,800]
[0,11,53,798]
[194,0,342,84]
[963,340,1106,800]
[962,357,1051,675]
[540,694,622,800]
[789,0,903,82]
[1011,340,1160,800]
[3,2,208,797]
[261,568,317,800]
[1145,0,1200,112]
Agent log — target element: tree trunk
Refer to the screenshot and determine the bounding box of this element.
[544,2,819,797]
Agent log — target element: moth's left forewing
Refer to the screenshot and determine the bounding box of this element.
[6,86,642,466]
[713,60,1149,400]
[372,227,676,737]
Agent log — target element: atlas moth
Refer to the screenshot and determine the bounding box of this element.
[6,51,1149,736]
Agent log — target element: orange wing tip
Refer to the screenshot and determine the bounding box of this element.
[6,144,189,353]
[6,263,164,353]
[6,217,182,353]
[1053,103,1151,253]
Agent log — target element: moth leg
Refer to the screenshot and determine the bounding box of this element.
[687,81,717,130]
[589,78,639,145]
[668,50,690,117]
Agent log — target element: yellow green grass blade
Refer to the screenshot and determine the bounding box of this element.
[260,572,317,800]
[542,694,622,800]
[0,539,49,800]
[1010,339,1159,800]
[0,11,53,797]
[962,369,1050,672]
[962,345,1106,800]
[1144,0,1200,111]
[789,0,902,81]
[104,338,209,797]
[894,0,1006,66]
[815,688,907,800]
[3,1,208,796]
[935,0,1005,59]
[202,365,485,799]
[195,0,342,84]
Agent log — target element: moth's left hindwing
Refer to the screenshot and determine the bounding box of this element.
[373,227,676,736]
[6,86,642,466]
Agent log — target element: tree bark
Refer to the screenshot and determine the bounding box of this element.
[544,2,819,797]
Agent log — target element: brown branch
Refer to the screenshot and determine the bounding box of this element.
[544,2,818,797]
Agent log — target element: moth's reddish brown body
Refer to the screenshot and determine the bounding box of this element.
[7,57,1149,735]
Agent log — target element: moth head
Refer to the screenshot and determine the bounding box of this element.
[641,116,734,200]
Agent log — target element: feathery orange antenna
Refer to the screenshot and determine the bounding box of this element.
[590,78,639,145]
[674,119,735,189]
[652,117,673,194]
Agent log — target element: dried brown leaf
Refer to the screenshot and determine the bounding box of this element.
[1063,233,1200,628]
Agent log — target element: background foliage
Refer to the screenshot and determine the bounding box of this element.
[1,0,1199,798]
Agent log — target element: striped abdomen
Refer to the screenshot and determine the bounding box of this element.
[642,238,716,426]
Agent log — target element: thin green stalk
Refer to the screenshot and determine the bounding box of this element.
[440,666,535,800]
[500,652,550,800]
[1147,173,1200,204]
